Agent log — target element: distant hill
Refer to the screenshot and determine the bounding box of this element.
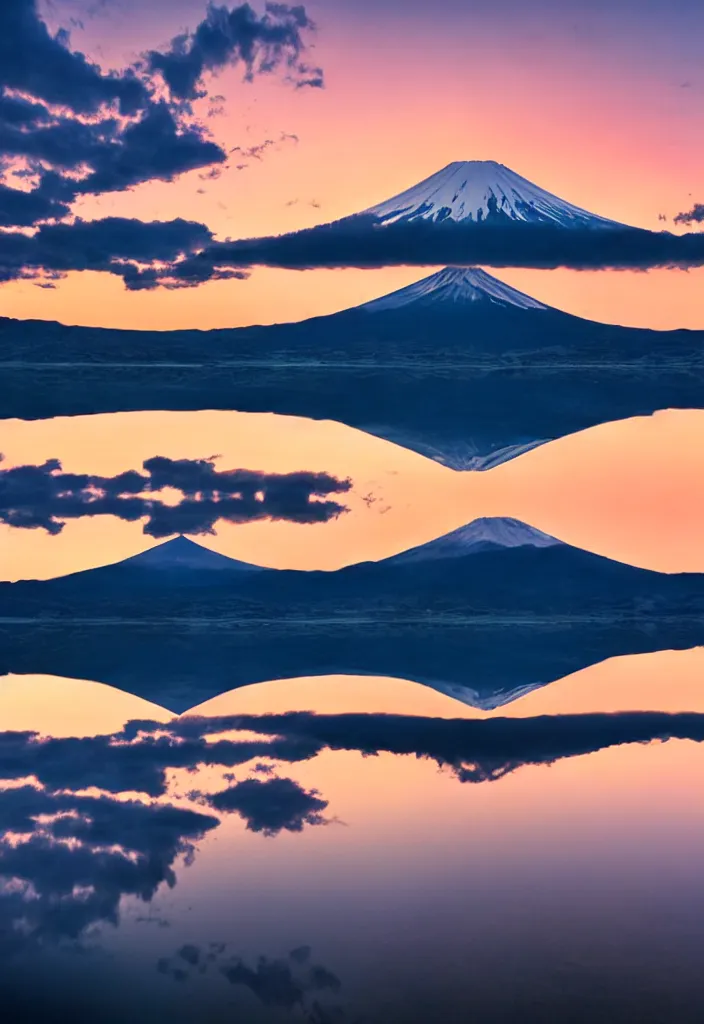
[4,519,704,622]
[4,265,702,468]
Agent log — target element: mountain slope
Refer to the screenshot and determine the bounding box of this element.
[358,267,549,313]
[4,521,704,621]
[382,517,560,565]
[3,261,704,470]
[362,161,624,228]
[117,535,265,574]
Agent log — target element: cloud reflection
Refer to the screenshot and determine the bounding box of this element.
[1,707,700,961]
[0,454,352,534]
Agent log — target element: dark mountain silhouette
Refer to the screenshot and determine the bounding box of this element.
[5,519,704,619]
[2,519,704,711]
[3,267,703,468]
[104,534,267,581]
[1,617,702,716]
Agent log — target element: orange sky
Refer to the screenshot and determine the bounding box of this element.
[3,649,703,841]
[2,408,704,579]
[3,5,704,331]
[2,646,703,735]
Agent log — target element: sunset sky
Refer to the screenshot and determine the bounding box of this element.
[2,0,704,330]
[3,408,704,578]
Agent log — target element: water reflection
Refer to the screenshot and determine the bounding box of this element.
[2,664,704,1021]
[2,621,703,714]
[3,407,704,577]
[4,263,704,475]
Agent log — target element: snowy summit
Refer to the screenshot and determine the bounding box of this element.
[363,160,622,228]
[358,266,549,313]
[386,517,561,566]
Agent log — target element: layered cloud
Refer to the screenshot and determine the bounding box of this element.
[0,0,322,285]
[0,454,352,533]
[156,215,704,280]
[0,706,698,960]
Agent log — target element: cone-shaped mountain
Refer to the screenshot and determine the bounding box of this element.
[362,160,624,229]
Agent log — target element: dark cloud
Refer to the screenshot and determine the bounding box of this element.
[674,203,704,226]
[156,942,346,1020]
[206,775,329,834]
[0,0,322,284]
[0,0,148,116]
[156,215,704,280]
[0,181,69,228]
[221,953,339,1009]
[1,707,701,960]
[0,724,320,799]
[0,454,352,534]
[56,103,227,198]
[0,782,217,956]
[0,213,216,286]
[0,721,328,960]
[145,2,323,101]
[178,943,202,966]
[153,708,704,784]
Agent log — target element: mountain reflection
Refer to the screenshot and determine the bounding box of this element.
[2,703,704,956]
[2,620,702,714]
[3,665,704,1023]
[5,408,704,578]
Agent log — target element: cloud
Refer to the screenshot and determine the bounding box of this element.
[144,2,323,101]
[206,775,329,834]
[1,706,700,960]
[674,203,704,226]
[0,0,322,282]
[0,782,217,956]
[0,722,329,960]
[0,180,69,227]
[155,708,704,783]
[0,0,148,115]
[285,197,321,208]
[231,129,299,168]
[0,454,352,533]
[153,215,704,280]
[0,215,214,286]
[0,723,318,800]
[221,951,340,1009]
[156,941,346,1021]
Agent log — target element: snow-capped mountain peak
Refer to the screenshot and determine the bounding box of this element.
[358,266,549,313]
[387,517,561,566]
[363,160,622,229]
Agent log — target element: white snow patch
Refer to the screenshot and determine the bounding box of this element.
[364,160,622,229]
[359,266,549,313]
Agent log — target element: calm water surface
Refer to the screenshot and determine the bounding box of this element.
[2,659,704,1023]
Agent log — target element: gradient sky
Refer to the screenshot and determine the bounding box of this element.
[5,651,704,1024]
[3,408,704,578]
[2,0,704,329]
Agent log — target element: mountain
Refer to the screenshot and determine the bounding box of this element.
[112,535,265,575]
[3,265,704,469]
[4,521,704,621]
[358,266,549,313]
[2,523,703,713]
[362,161,624,228]
[2,619,703,717]
[383,517,559,565]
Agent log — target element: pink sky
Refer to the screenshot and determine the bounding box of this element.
[2,0,704,331]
